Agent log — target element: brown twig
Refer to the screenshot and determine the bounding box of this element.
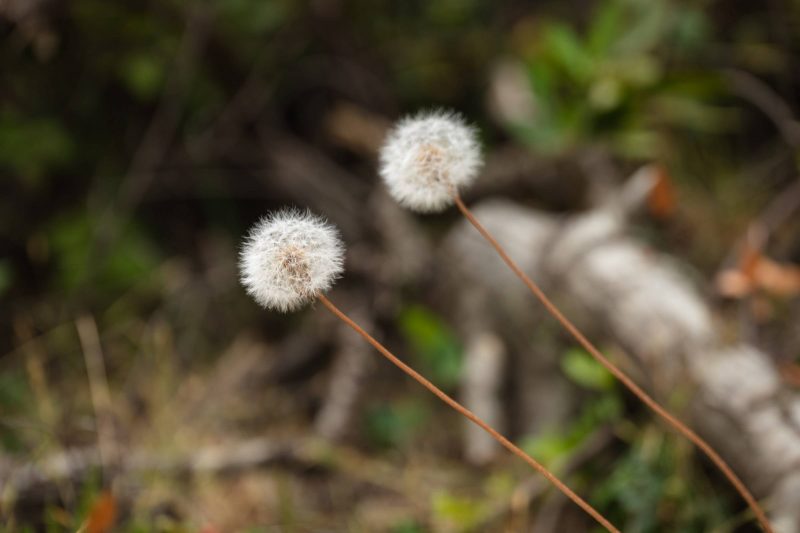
[453,193,774,533]
[316,294,620,533]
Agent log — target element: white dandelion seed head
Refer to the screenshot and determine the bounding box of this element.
[379,110,483,213]
[239,210,345,312]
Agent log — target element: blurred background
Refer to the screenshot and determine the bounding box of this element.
[2,0,800,531]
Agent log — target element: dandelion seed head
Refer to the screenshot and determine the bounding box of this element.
[379,110,482,213]
[239,210,344,312]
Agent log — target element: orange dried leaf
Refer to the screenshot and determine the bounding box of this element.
[753,257,800,296]
[86,491,117,533]
[647,166,676,218]
[715,269,752,298]
[738,242,762,281]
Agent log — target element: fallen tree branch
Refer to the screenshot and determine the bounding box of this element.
[0,437,316,508]
[444,177,800,532]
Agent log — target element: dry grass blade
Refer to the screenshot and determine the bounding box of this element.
[76,315,117,471]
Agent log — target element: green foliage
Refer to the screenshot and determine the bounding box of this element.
[506,0,730,158]
[0,370,34,452]
[561,348,615,391]
[47,211,160,296]
[347,0,493,104]
[597,451,667,531]
[398,305,462,389]
[216,0,293,38]
[0,113,74,185]
[431,491,486,532]
[364,400,429,449]
[119,53,166,101]
[522,393,621,471]
[594,431,732,532]
[523,349,620,469]
[390,519,428,533]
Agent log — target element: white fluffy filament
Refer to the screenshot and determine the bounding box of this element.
[379,110,482,213]
[239,210,344,312]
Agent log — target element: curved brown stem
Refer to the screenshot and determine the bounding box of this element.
[453,193,774,533]
[317,294,620,533]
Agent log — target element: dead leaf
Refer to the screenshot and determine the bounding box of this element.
[717,244,800,299]
[753,256,800,296]
[647,166,676,218]
[86,491,117,533]
[738,241,762,282]
[715,269,752,298]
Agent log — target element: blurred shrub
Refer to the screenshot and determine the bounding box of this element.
[497,0,735,159]
[398,305,462,389]
[363,399,429,449]
[593,430,732,532]
[522,349,620,471]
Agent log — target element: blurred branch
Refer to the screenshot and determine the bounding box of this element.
[2,434,450,521]
[725,69,800,149]
[117,6,210,212]
[257,130,370,239]
[0,437,316,507]
[755,178,800,236]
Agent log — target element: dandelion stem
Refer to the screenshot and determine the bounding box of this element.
[317,293,620,533]
[453,193,774,533]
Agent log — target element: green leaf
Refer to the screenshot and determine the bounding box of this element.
[48,210,159,294]
[364,401,428,449]
[613,130,661,159]
[398,305,462,388]
[391,520,427,533]
[522,430,574,470]
[561,348,615,391]
[671,7,710,53]
[119,53,165,101]
[542,24,594,82]
[589,76,623,111]
[649,95,738,132]
[0,113,73,184]
[612,0,669,55]
[614,54,661,87]
[521,393,621,472]
[588,1,626,56]
[432,491,484,530]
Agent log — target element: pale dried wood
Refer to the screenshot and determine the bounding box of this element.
[444,178,800,532]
